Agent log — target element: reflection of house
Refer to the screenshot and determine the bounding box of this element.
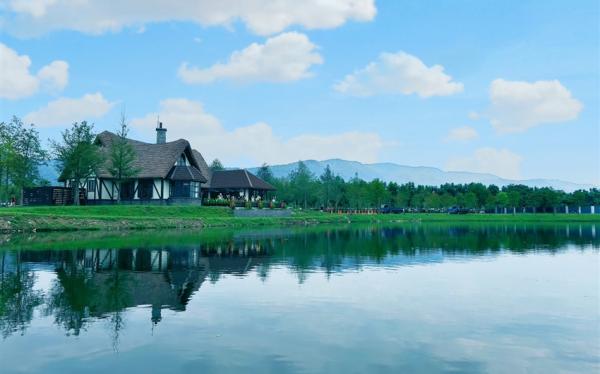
[59,123,273,204]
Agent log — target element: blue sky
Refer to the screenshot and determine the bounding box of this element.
[0,0,598,184]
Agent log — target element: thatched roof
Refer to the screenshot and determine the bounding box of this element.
[94,131,207,182]
[167,166,206,181]
[192,149,212,187]
[210,169,275,190]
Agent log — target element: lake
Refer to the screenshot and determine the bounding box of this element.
[0,223,598,373]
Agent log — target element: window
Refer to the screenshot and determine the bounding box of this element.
[191,181,200,198]
[87,179,96,193]
[171,181,190,198]
[176,154,186,166]
[138,179,154,199]
[171,181,201,198]
[120,181,135,200]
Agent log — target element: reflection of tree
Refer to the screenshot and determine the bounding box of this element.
[45,259,132,341]
[1,223,596,342]
[102,270,131,351]
[45,267,95,336]
[0,252,44,339]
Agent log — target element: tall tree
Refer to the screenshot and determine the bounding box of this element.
[256,163,274,183]
[0,117,47,203]
[51,121,102,206]
[210,159,224,171]
[289,161,314,209]
[108,112,140,203]
[319,165,335,207]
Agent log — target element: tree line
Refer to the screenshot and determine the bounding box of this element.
[1,115,598,209]
[254,161,600,210]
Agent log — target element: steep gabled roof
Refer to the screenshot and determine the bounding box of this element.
[210,169,275,190]
[94,131,206,182]
[192,149,212,187]
[167,166,206,181]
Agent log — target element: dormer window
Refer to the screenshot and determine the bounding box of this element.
[177,154,186,166]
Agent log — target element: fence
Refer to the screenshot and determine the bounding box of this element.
[323,206,600,215]
[22,187,86,206]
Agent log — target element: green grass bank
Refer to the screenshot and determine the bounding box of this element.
[0,205,598,233]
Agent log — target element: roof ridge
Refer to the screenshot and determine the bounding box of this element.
[243,169,253,188]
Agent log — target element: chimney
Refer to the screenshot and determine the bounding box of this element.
[156,122,167,144]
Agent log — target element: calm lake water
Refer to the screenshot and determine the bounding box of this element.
[0,223,598,373]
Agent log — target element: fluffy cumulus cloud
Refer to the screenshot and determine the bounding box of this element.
[444,126,478,142]
[131,98,385,166]
[2,0,376,37]
[0,43,69,99]
[446,147,523,180]
[489,79,583,133]
[334,51,464,98]
[179,32,323,84]
[24,93,115,127]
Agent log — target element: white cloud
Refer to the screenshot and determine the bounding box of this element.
[24,93,115,127]
[178,32,323,84]
[37,60,69,91]
[489,79,583,133]
[7,0,57,18]
[334,51,464,98]
[3,0,376,37]
[444,126,478,142]
[446,147,523,180]
[0,43,69,99]
[468,111,480,120]
[131,98,385,166]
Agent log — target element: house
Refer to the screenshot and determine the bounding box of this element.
[59,123,274,205]
[193,150,275,201]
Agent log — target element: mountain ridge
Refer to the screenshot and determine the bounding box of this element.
[248,159,594,193]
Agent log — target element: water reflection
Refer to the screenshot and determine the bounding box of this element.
[0,223,598,349]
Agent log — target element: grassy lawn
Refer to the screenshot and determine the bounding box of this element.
[0,205,598,232]
[0,205,233,219]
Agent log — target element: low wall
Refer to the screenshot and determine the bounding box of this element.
[233,208,292,218]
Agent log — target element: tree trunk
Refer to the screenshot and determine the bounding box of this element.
[117,180,121,204]
[74,179,80,206]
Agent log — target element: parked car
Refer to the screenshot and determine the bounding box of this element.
[379,205,404,214]
[448,206,470,214]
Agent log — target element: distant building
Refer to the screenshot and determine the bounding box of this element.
[59,123,274,204]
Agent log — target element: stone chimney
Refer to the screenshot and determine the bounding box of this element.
[156,122,167,144]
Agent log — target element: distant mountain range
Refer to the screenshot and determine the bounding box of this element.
[39,159,594,193]
[248,159,594,193]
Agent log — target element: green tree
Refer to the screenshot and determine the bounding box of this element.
[108,112,140,203]
[345,173,368,208]
[424,192,442,209]
[496,192,509,208]
[256,163,274,184]
[289,161,314,209]
[463,192,478,209]
[319,165,344,208]
[0,117,47,203]
[210,159,224,171]
[369,179,388,207]
[51,121,103,206]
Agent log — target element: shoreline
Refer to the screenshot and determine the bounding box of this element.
[0,206,598,233]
